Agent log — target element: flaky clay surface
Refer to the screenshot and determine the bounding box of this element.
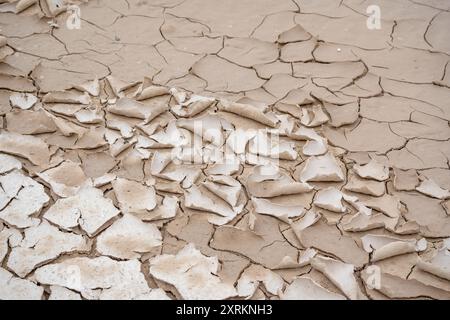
[0,0,449,301]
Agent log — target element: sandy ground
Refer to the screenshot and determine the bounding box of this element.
[0,0,449,300]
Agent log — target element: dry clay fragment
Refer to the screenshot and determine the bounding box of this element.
[49,286,82,300]
[35,257,169,300]
[281,277,346,300]
[247,164,312,198]
[42,91,90,104]
[184,185,243,225]
[112,178,157,215]
[171,93,215,118]
[73,78,100,96]
[298,219,369,268]
[311,256,367,300]
[416,178,450,200]
[363,194,403,218]
[150,243,237,300]
[7,220,89,277]
[314,187,347,213]
[218,100,278,128]
[300,105,329,127]
[252,197,304,223]
[0,131,50,166]
[248,131,298,160]
[9,92,38,110]
[0,226,22,264]
[97,214,162,260]
[0,267,43,300]
[237,264,284,299]
[300,153,345,182]
[289,126,328,156]
[393,168,419,191]
[108,97,168,122]
[38,160,88,197]
[361,269,450,300]
[417,244,450,281]
[354,159,389,181]
[44,185,120,236]
[344,173,385,197]
[361,234,427,262]
[6,109,57,135]
[203,175,242,207]
[0,170,49,228]
[140,195,179,221]
[0,153,22,174]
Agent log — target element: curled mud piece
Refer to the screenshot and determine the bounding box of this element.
[9,93,38,110]
[361,234,427,262]
[353,159,389,181]
[252,197,305,223]
[218,100,279,128]
[311,256,367,300]
[247,164,313,198]
[417,242,450,281]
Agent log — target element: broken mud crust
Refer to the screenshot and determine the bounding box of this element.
[0,0,449,301]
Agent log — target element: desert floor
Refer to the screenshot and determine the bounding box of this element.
[0,0,449,300]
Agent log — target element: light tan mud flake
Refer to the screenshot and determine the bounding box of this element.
[112,178,157,215]
[324,102,359,127]
[416,178,450,200]
[72,78,100,97]
[48,286,82,300]
[0,131,50,166]
[361,234,427,262]
[247,164,313,198]
[281,277,346,300]
[107,97,169,122]
[211,214,298,269]
[35,256,169,300]
[251,197,304,224]
[397,192,450,238]
[417,243,450,281]
[344,173,385,197]
[9,92,38,110]
[42,91,91,105]
[6,109,57,135]
[299,220,369,268]
[150,243,237,300]
[0,267,43,300]
[184,185,243,226]
[393,168,419,191]
[299,153,345,182]
[0,153,22,174]
[38,160,88,198]
[0,170,49,228]
[362,194,403,219]
[361,268,450,299]
[280,38,316,62]
[311,256,367,300]
[313,187,347,213]
[218,99,278,128]
[0,226,22,264]
[353,159,390,182]
[44,185,120,236]
[237,264,284,298]
[7,220,90,277]
[97,214,162,260]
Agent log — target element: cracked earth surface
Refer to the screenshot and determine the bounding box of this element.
[0,0,449,300]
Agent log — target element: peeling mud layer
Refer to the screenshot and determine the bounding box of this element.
[0,0,449,300]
